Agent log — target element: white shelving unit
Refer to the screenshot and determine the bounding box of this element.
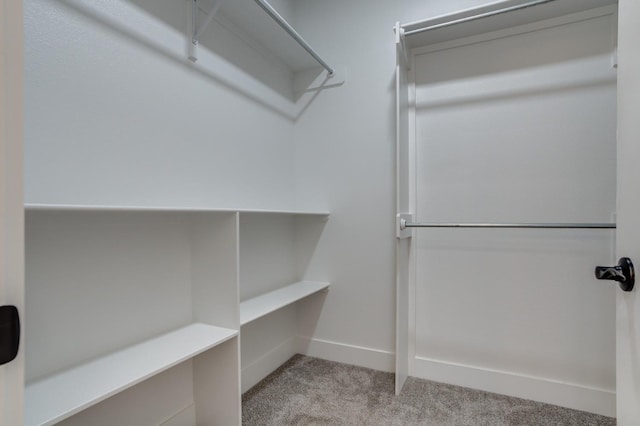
[24,204,329,425]
[24,203,330,216]
[26,324,237,426]
[236,212,330,392]
[240,281,330,325]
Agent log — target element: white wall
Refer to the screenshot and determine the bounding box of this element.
[290,0,540,373]
[291,0,571,374]
[24,0,620,416]
[290,0,544,373]
[293,0,617,417]
[292,0,401,370]
[24,0,296,210]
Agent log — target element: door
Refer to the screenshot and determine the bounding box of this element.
[0,0,24,424]
[616,0,640,423]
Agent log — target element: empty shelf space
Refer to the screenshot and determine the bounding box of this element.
[25,323,238,426]
[240,281,330,325]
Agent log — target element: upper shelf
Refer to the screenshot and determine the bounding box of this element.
[52,0,344,120]
[194,0,330,73]
[400,0,617,48]
[24,203,330,216]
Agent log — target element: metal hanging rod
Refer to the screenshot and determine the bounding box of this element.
[400,219,616,230]
[403,0,557,36]
[253,0,334,76]
[191,0,334,76]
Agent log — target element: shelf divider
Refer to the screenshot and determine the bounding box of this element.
[240,281,330,325]
[25,323,238,426]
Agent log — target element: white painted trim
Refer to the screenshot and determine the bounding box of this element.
[413,356,615,417]
[407,48,418,380]
[241,336,298,393]
[242,325,394,394]
[1,0,25,423]
[615,0,640,421]
[297,337,395,373]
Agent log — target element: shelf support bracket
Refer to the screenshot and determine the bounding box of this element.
[396,213,413,239]
[189,0,229,62]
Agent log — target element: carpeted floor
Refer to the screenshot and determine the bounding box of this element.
[242,355,616,425]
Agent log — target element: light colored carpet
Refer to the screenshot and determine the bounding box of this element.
[242,355,616,425]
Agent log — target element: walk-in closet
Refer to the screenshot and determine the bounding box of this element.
[2,0,640,424]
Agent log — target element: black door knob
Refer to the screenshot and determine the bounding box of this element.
[0,305,20,365]
[595,257,635,292]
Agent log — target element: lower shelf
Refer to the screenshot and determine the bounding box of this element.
[240,280,330,325]
[25,323,238,426]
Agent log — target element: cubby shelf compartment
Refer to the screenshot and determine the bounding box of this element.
[25,323,238,426]
[240,280,330,325]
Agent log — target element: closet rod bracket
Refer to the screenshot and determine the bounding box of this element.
[189,0,229,61]
[397,213,413,239]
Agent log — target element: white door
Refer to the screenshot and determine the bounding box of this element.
[615,0,640,423]
[0,0,24,424]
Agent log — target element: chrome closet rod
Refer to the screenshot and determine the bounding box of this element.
[253,0,334,76]
[401,221,616,229]
[403,0,557,36]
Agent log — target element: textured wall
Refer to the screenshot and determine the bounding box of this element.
[24,0,296,210]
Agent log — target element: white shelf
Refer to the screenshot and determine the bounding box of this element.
[25,323,238,426]
[401,0,616,48]
[25,203,329,216]
[240,280,330,325]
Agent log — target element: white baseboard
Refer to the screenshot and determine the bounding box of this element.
[413,356,615,418]
[241,336,298,393]
[296,337,395,372]
[241,338,613,418]
[242,336,394,394]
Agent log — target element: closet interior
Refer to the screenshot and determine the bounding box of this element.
[395,0,618,417]
[23,0,333,424]
[19,0,628,424]
[25,206,329,425]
